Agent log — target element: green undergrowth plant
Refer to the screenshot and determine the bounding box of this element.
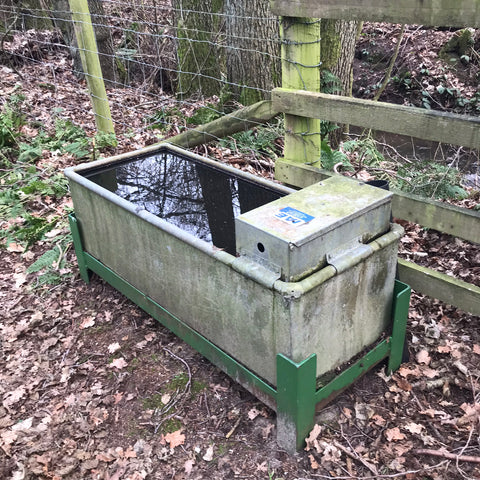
[0,92,113,289]
[320,70,343,139]
[219,118,284,159]
[0,93,26,149]
[26,230,73,287]
[188,103,222,125]
[320,139,352,171]
[144,106,186,134]
[396,161,468,199]
[337,135,469,200]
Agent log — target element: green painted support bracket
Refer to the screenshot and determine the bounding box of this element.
[276,354,317,452]
[68,213,410,452]
[314,340,390,407]
[388,280,411,373]
[68,214,91,283]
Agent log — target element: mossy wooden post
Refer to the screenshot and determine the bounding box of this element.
[279,17,322,170]
[69,0,115,134]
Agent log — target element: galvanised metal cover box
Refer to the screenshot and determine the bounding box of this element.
[236,176,392,281]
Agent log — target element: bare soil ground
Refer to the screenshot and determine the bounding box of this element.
[1,23,480,480]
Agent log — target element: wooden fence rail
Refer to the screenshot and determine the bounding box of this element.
[273,89,480,150]
[273,161,480,245]
[270,0,480,27]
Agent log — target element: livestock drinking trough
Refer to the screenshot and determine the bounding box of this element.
[65,143,410,451]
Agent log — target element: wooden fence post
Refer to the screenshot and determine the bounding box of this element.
[279,17,322,168]
[68,0,115,134]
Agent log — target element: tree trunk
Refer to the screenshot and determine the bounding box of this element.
[60,0,117,87]
[224,0,280,105]
[320,19,360,146]
[1,0,52,31]
[173,0,224,99]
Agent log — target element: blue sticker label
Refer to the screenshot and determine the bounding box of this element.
[274,206,314,226]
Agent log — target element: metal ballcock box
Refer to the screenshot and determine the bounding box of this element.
[65,143,409,452]
[235,175,393,281]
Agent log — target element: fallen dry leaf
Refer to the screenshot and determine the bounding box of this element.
[394,376,412,391]
[161,393,171,405]
[305,424,322,452]
[404,422,424,434]
[11,417,33,431]
[308,453,320,469]
[184,459,195,474]
[6,243,24,253]
[385,427,406,442]
[113,392,124,404]
[108,342,121,353]
[421,366,439,378]
[0,430,18,455]
[79,316,95,329]
[247,407,260,420]
[109,358,128,369]
[165,429,185,449]
[416,349,431,365]
[437,345,452,354]
[96,452,116,462]
[371,414,387,427]
[3,386,26,408]
[13,272,27,288]
[202,445,214,461]
[397,365,421,378]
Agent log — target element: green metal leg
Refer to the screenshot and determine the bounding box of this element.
[68,214,91,284]
[388,280,411,372]
[276,353,317,453]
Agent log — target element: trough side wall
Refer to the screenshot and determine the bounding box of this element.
[69,179,402,386]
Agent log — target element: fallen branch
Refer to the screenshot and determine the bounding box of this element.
[163,100,280,149]
[225,415,242,439]
[373,24,406,102]
[308,460,448,479]
[414,448,480,464]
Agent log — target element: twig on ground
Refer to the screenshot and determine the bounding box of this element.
[306,460,449,479]
[225,415,242,439]
[333,440,378,476]
[415,448,480,464]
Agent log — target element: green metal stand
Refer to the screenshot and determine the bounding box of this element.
[69,213,411,453]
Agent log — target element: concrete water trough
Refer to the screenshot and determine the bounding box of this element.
[65,143,410,451]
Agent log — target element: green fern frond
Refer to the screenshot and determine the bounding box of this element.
[27,247,60,274]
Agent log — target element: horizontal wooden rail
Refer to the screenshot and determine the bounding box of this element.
[274,159,480,244]
[273,89,480,150]
[397,259,480,316]
[270,0,480,27]
[393,190,480,245]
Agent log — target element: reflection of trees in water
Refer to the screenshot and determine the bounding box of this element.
[91,153,284,254]
[116,153,212,242]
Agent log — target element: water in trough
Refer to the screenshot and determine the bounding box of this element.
[84,152,285,256]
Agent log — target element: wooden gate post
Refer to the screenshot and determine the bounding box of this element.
[278,16,322,177]
[69,0,115,135]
